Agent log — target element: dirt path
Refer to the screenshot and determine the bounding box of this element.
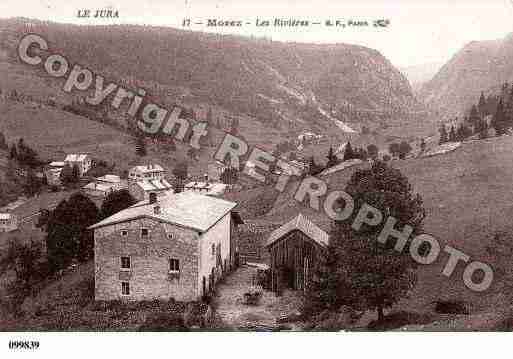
[212,265,303,331]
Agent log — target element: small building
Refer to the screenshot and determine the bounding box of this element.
[90,191,242,301]
[265,214,328,292]
[0,213,18,232]
[127,164,172,201]
[83,174,128,198]
[128,164,165,181]
[64,154,92,177]
[184,175,227,197]
[44,161,65,186]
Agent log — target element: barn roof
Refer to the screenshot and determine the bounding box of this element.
[89,191,237,233]
[265,213,329,248]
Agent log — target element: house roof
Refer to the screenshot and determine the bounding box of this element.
[65,154,89,162]
[49,161,65,167]
[89,191,238,233]
[97,174,121,183]
[135,179,173,192]
[265,213,329,248]
[83,182,114,192]
[132,164,164,173]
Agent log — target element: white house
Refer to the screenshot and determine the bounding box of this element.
[0,213,18,232]
[83,174,128,198]
[127,164,173,201]
[90,191,242,301]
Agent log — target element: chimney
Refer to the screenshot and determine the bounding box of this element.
[149,192,157,204]
[154,205,161,215]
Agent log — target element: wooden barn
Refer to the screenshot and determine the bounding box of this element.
[265,214,328,293]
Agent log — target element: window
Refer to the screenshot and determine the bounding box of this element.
[167,233,173,240]
[121,230,128,236]
[141,228,149,237]
[211,243,215,257]
[121,256,131,270]
[121,282,130,295]
[169,258,180,272]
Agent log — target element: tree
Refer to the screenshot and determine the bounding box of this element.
[367,144,379,160]
[388,143,400,158]
[100,189,136,220]
[398,141,412,159]
[135,135,147,157]
[306,161,425,323]
[419,138,426,153]
[23,168,41,197]
[206,107,213,124]
[439,124,448,144]
[5,240,42,295]
[9,144,17,160]
[469,104,481,129]
[449,125,456,142]
[220,167,238,185]
[492,98,508,135]
[307,156,322,176]
[45,193,99,271]
[326,146,339,168]
[172,162,188,193]
[478,91,487,117]
[343,142,355,161]
[0,132,8,150]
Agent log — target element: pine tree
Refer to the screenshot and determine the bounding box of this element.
[23,168,41,197]
[439,124,448,144]
[420,138,426,153]
[100,189,136,220]
[343,142,355,161]
[326,146,338,168]
[0,132,8,150]
[366,144,379,160]
[492,98,508,135]
[449,125,456,142]
[206,107,213,124]
[478,91,487,117]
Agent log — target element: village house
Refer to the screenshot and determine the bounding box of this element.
[265,213,328,293]
[127,164,173,201]
[44,161,65,186]
[83,174,128,198]
[64,154,92,177]
[90,191,243,301]
[184,175,228,197]
[0,212,18,232]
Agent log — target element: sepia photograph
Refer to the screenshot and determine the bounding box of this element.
[0,0,512,356]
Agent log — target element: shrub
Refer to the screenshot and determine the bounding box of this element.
[139,312,188,331]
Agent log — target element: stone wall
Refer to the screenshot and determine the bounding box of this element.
[94,217,200,301]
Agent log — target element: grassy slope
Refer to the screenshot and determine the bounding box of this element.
[262,135,513,318]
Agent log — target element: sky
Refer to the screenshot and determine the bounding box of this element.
[1,0,513,67]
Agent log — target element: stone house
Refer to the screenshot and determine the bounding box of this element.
[90,191,243,301]
[83,174,128,198]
